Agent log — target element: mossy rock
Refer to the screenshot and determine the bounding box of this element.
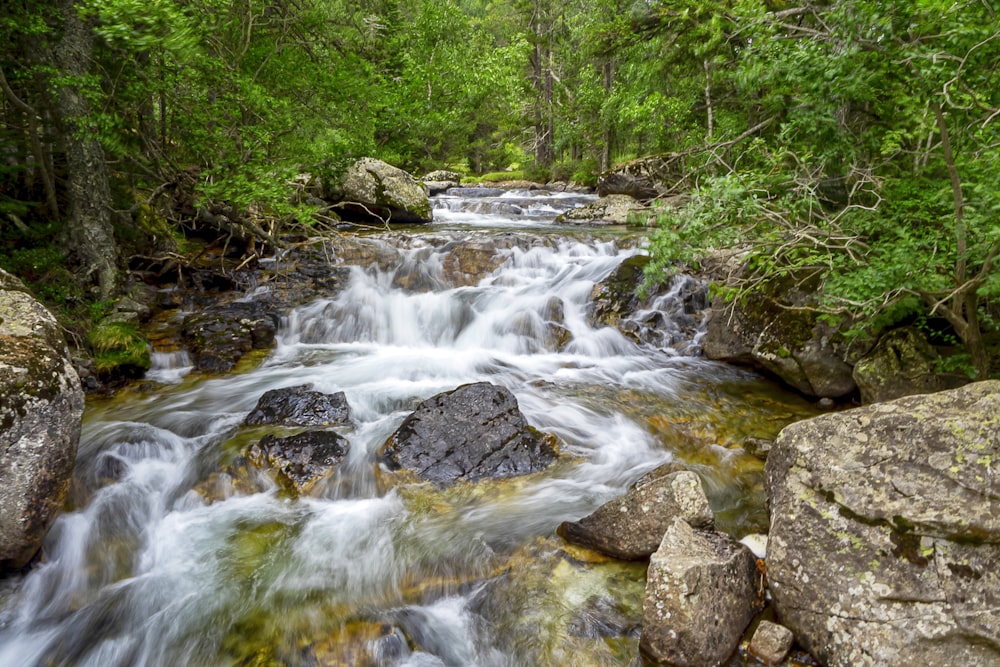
[89,319,151,380]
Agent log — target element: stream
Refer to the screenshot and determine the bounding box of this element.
[0,188,821,666]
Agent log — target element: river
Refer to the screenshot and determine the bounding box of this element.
[0,188,821,666]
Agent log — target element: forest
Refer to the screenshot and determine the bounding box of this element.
[2,0,999,377]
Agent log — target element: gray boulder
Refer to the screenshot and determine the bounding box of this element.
[765,381,1000,667]
[422,170,462,195]
[852,326,946,403]
[598,156,680,200]
[749,621,795,665]
[702,271,868,399]
[640,519,762,666]
[0,269,84,571]
[245,384,352,427]
[557,471,713,559]
[328,157,432,224]
[378,382,557,486]
[555,194,641,226]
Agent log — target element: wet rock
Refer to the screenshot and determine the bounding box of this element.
[557,471,713,560]
[588,255,708,353]
[702,270,870,399]
[852,326,946,403]
[640,524,762,666]
[378,382,557,486]
[470,537,646,666]
[744,437,773,460]
[749,621,795,666]
[181,301,278,373]
[0,269,84,572]
[244,384,352,427]
[640,519,762,667]
[441,238,507,287]
[765,381,1000,667]
[555,194,642,226]
[327,157,432,224]
[247,431,349,495]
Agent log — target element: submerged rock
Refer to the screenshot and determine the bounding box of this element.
[0,269,84,571]
[557,471,713,560]
[640,519,762,667]
[765,381,1000,666]
[378,382,557,486]
[247,431,349,495]
[244,384,352,427]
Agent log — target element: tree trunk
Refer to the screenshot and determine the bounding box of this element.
[53,0,118,299]
[600,59,613,172]
[531,0,554,169]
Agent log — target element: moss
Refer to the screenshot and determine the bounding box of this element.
[88,321,151,376]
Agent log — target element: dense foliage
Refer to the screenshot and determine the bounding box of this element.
[1,0,998,373]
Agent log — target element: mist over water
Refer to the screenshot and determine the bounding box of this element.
[0,190,818,666]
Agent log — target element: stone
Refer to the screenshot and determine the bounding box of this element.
[852,326,945,403]
[0,268,84,571]
[598,155,680,200]
[640,519,762,667]
[702,270,870,399]
[557,471,713,559]
[378,382,557,486]
[749,621,794,665]
[327,157,432,224]
[244,384,352,427]
[247,431,349,495]
[181,300,278,372]
[765,381,1000,667]
[555,194,641,225]
[588,255,709,353]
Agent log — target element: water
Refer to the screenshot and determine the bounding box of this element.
[0,189,820,666]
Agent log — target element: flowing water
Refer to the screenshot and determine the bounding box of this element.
[0,189,822,666]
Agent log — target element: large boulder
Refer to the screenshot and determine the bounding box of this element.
[244,384,352,427]
[765,381,1000,667]
[852,326,946,403]
[378,382,557,486]
[422,169,462,195]
[598,155,682,200]
[555,194,641,226]
[557,471,714,560]
[640,519,762,666]
[0,269,84,571]
[702,271,868,399]
[327,157,432,224]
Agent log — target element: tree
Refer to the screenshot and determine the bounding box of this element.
[645,0,1000,378]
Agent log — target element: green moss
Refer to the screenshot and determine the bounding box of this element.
[89,321,151,374]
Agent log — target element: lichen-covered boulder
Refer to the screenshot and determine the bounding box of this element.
[378,382,557,486]
[852,326,946,403]
[181,301,278,373]
[702,271,869,399]
[247,431,349,495]
[328,157,432,224]
[244,384,352,427]
[557,471,713,560]
[598,156,680,200]
[0,269,84,571]
[765,381,1000,667]
[640,519,762,666]
[555,194,641,226]
[422,169,462,195]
